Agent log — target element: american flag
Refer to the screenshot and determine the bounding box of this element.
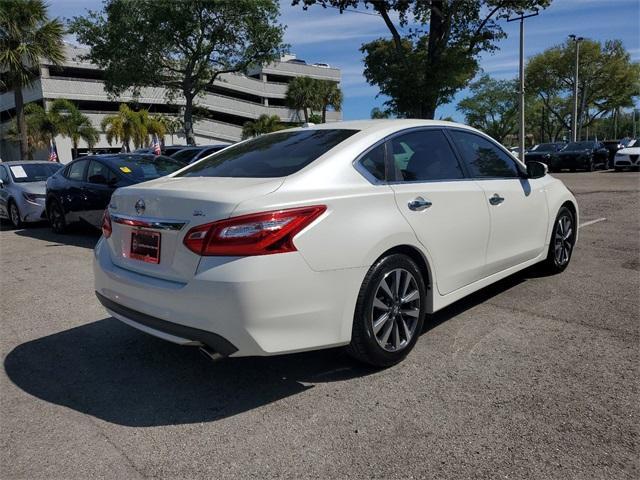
[48,143,58,162]
[151,134,161,155]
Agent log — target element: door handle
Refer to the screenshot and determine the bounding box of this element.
[489,193,505,205]
[408,196,432,211]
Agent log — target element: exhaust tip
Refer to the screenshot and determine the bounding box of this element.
[199,346,225,362]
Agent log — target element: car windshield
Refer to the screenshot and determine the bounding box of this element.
[177,129,359,178]
[564,141,594,150]
[532,143,558,152]
[170,148,200,163]
[8,163,62,183]
[104,154,184,181]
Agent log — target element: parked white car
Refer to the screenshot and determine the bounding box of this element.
[613,145,640,171]
[94,120,578,367]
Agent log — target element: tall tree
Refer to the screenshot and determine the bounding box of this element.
[286,76,320,122]
[371,107,392,119]
[526,39,640,139]
[0,0,64,159]
[70,0,285,146]
[294,0,551,119]
[317,80,343,123]
[241,114,284,139]
[100,104,140,152]
[53,99,100,158]
[457,75,518,143]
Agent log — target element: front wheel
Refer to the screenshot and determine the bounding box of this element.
[347,254,427,367]
[8,201,21,229]
[541,206,576,274]
[48,199,67,234]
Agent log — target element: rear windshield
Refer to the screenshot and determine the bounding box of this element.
[177,129,359,178]
[8,163,62,183]
[170,148,200,163]
[564,141,594,150]
[105,155,184,181]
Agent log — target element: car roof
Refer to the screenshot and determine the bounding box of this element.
[297,119,472,134]
[2,160,60,165]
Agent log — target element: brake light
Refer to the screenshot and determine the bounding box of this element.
[183,205,326,256]
[101,209,112,238]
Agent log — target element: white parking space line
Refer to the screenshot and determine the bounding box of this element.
[579,217,607,229]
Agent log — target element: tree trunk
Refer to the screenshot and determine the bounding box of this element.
[303,107,309,123]
[322,105,327,123]
[184,95,196,146]
[14,88,28,159]
[422,0,446,120]
[421,102,437,120]
[72,140,78,159]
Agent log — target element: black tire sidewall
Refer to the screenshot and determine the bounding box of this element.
[546,206,575,273]
[49,200,66,233]
[9,201,21,228]
[353,254,427,367]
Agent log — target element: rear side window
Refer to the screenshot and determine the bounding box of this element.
[66,160,88,181]
[177,129,358,178]
[358,143,386,181]
[451,130,520,178]
[389,129,464,181]
[87,160,117,184]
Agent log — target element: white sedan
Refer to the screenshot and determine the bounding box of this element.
[613,145,640,171]
[94,120,578,367]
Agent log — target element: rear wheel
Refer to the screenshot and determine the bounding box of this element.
[541,206,575,274]
[48,199,67,234]
[8,201,21,229]
[586,157,594,172]
[347,254,427,367]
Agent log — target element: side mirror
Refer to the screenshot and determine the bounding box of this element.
[527,160,548,179]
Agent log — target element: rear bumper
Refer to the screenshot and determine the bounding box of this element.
[93,237,366,357]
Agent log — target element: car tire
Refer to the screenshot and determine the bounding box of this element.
[347,253,427,368]
[587,158,594,172]
[48,199,67,234]
[8,200,21,229]
[541,206,576,274]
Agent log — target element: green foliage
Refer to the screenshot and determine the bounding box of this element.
[457,75,518,143]
[370,107,392,119]
[70,0,286,145]
[0,0,64,158]
[526,38,640,137]
[241,114,285,139]
[285,76,342,123]
[100,104,167,151]
[294,0,552,119]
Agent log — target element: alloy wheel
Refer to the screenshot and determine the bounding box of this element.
[371,268,420,352]
[9,203,20,227]
[554,214,573,266]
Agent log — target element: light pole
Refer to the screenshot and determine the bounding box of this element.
[568,34,583,142]
[508,10,539,160]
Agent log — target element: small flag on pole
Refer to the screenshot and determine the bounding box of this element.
[48,143,58,162]
[151,134,161,155]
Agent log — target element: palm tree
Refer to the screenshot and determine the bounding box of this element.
[157,115,183,144]
[6,104,51,159]
[0,0,64,159]
[52,99,99,158]
[101,104,140,152]
[317,81,343,123]
[242,115,284,139]
[286,76,320,123]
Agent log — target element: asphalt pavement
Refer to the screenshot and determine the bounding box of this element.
[1,171,638,479]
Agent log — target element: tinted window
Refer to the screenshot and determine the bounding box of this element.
[532,143,558,152]
[564,141,594,150]
[177,129,358,178]
[450,131,520,178]
[87,160,116,184]
[170,148,200,163]
[66,160,88,181]
[7,162,62,183]
[358,143,386,181]
[0,166,10,183]
[390,130,464,181]
[104,155,184,181]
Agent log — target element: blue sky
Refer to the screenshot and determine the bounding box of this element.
[51,0,640,121]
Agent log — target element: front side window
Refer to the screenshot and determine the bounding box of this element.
[450,130,520,178]
[389,129,464,182]
[66,160,88,181]
[87,160,116,184]
[0,166,10,183]
[177,129,359,178]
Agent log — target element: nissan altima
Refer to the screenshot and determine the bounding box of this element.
[94,120,578,367]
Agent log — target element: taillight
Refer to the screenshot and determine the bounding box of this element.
[101,209,112,238]
[183,205,326,256]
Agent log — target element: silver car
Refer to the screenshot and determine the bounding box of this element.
[0,161,63,228]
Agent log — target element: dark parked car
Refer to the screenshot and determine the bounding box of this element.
[602,138,634,164]
[550,141,610,172]
[524,142,565,166]
[134,145,187,157]
[170,144,229,164]
[45,154,184,233]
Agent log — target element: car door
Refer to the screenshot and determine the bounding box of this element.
[0,165,11,218]
[448,129,549,276]
[84,160,119,227]
[387,128,491,296]
[62,159,90,222]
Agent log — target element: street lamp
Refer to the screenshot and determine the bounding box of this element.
[568,34,584,142]
[508,10,539,160]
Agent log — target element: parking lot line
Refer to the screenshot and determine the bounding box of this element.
[578,217,607,229]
